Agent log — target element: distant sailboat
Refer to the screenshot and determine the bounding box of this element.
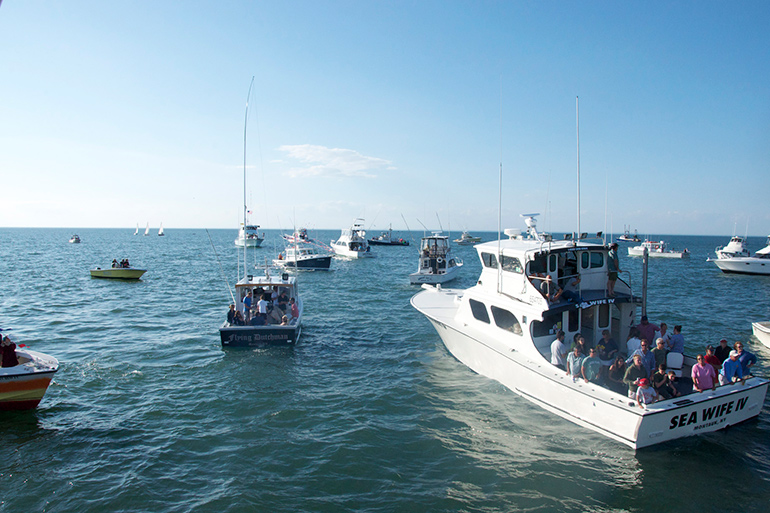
[158,223,165,236]
[134,223,139,235]
[144,222,150,236]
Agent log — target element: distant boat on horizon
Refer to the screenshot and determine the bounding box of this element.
[158,223,165,236]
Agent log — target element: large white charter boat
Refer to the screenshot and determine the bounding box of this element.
[708,235,770,275]
[411,215,768,449]
[627,240,689,259]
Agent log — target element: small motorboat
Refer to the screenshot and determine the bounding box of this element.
[752,322,770,350]
[274,244,332,270]
[90,261,147,280]
[617,226,642,243]
[0,331,59,410]
[453,231,481,245]
[69,235,81,244]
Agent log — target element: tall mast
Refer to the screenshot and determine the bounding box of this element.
[576,96,581,243]
[243,76,255,279]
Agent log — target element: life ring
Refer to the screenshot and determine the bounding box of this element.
[437,257,444,264]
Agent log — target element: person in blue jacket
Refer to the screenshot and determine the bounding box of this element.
[719,350,744,386]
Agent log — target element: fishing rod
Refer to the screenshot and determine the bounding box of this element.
[206,229,235,304]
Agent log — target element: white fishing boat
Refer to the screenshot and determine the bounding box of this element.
[274,231,333,271]
[235,223,264,247]
[628,240,689,259]
[411,214,769,449]
[331,219,373,258]
[158,223,165,236]
[453,231,482,245]
[0,331,59,410]
[751,322,770,350]
[715,236,750,259]
[707,235,770,275]
[617,226,641,243]
[219,78,303,347]
[144,222,150,236]
[409,232,463,284]
[69,234,81,244]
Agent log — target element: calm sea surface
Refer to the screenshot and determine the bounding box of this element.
[2,228,770,512]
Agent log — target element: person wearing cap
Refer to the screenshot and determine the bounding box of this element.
[734,342,757,378]
[691,354,717,392]
[719,350,744,385]
[635,378,658,409]
[636,316,659,346]
[714,338,732,363]
[704,345,721,374]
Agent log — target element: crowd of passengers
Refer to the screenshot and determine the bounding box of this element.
[226,286,299,327]
[549,316,759,409]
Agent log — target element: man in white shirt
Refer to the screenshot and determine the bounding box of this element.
[550,330,568,370]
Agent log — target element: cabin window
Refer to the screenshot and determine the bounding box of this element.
[530,254,547,275]
[591,252,604,268]
[481,252,498,269]
[568,309,579,332]
[581,251,589,269]
[598,303,610,329]
[491,306,523,335]
[501,255,523,274]
[549,254,557,273]
[532,311,561,338]
[469,299,490,324]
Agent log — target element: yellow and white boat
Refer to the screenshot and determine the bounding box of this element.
[90,267,147,280]
[0,340,59,411]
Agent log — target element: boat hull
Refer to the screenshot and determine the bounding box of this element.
[752,322,770,349]
[409,264,462,284]
[235,239,264,248]
[711,258,770,275]
[628,248,688,258]
[274,256,332,270]
[369,240,409,246]
[0,350,59,410]
[90,268,147,280]
[412,290,768,449]
[220,323,301,347]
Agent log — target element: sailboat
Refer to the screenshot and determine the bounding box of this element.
[158,223,165,236]
[144,222,150,236]
[134,224,139,235]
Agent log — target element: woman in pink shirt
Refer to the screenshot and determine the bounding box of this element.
[691,354,717,392]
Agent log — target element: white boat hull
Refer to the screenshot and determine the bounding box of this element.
[409,263,463,284]
[331,245,374,258]
[90,268,147,280]
[235,238,263,248]
[752,322,770,349]
[412,289,768,449]
[710,257,770,275]
[628,247,688,258]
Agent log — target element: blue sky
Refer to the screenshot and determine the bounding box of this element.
[1,1,768,236]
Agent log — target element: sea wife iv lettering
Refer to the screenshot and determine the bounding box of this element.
[669,397,748,429]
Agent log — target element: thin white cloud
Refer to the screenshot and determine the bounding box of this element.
[277,144,392,178]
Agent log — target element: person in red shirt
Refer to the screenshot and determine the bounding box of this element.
[704,345,722,374]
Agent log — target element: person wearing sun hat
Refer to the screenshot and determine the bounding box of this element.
[719,350,744,386]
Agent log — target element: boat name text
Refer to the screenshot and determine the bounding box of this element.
[669,397,748,430]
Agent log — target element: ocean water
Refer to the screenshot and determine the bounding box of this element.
[1,228,769,512]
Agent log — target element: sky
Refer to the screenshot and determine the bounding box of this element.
[1,1,768,236]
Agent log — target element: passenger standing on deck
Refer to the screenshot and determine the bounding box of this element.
[1,336,19,368]
[596,330,618,378]
[243,291,253,312]
[607,243,620,297]
[257,294,269,315]
[704,345,722,374]
[581,349,603,384]
[626,328,642,357]
[550,330,568,371]
[227,304,237,324]
[636,316,659,345]
[653,322,672,349]
[714,338,732,363]
[669,325,685,353]
[635,378,658,409]
[651,338,669,370]
[607,357,627,395]
[734,342,757,378]
[566,346,584,381]
[719,350,744,385]
[623,354,648,398]
[626,339,656,377]
[290,297,299,319]
[691,354,717,392]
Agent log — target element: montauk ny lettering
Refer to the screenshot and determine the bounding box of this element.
[669,397,749,430]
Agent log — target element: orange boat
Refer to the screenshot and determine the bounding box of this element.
[0,343,59,410]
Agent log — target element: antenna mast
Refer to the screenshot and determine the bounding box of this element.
[576,96,581,243]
